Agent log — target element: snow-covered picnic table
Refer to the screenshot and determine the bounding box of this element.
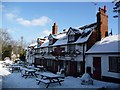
[37,65,46,72]
[0,61,119,89]
[21,68,38,79]
[36,72,64,88]
[9,64,21,73]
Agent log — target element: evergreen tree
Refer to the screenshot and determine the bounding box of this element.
[113,0,120,18]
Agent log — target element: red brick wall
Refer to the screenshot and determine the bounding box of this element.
[86,30,97,51]
[52,23,58,34]
[97,6,108,41]
[86,6,108,51]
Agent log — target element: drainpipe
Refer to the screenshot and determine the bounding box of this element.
[82,43,85,74]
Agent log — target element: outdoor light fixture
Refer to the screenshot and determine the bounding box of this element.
[76,49,81,55]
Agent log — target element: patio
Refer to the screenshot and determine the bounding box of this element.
[2,70,119,89]
[0,61,119,89]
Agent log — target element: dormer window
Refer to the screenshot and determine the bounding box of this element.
[48,34,54,45]
[48,34,58,45]
[67,27,76,42]
[49,39,53,45]
[68,34,75,42]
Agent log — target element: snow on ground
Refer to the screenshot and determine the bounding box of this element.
[0,61,119,89]
[0,75,2,90]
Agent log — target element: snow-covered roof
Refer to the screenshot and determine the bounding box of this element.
[29,42,37,47]
[48,32,66,40]
[53,33,66,39]
[74,31,92,44]
[34,45,38,49]
[52,35,68,46]
[79,22,97,30]
[41,33,67,47]
[86,35,120,54]
[40,40,49,48]
[67,27,82,35]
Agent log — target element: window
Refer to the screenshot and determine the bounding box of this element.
[47,60,53,67]
[49,39,53,45]
[67,45,75,53]
[109,56,120,73]
[48,47,53,54]
[68,35,75,42]
[53,47,65,56]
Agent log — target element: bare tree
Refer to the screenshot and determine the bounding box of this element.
[0,28,27,61]
[0,28,12,60]
[0,28,12,46]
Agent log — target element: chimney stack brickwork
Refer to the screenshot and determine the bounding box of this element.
[86,6,108,51]
[52,22,58,34]
[97,5,108,41]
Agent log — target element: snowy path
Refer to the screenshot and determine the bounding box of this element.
[0,62,119,89]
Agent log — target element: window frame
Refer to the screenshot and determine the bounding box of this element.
[68,35,75,42]
[67,44,75,54]
[109,56,120,73]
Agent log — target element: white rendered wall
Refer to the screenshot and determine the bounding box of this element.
[85,54,120,79]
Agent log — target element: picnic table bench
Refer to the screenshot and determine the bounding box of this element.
[36,72,64,88]
[36,78,64,88]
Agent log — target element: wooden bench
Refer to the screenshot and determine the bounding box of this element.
[36,78,50,88]
[21,69,29,78]
[36,78,64,88]
[52,78,64,83]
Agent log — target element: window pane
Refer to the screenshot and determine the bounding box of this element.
[109,56,120,73]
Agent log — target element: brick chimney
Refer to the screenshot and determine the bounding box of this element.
[97,5,108,41]
[52,22,58,34]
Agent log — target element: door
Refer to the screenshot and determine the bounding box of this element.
[93,57,101,80]
[69,61,77,76]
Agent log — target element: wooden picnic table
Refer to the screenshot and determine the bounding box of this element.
[21,68,38,79]
[36,72,64,88]
[9,65,21,73]
[37,65,45,72]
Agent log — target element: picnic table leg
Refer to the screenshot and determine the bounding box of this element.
[11,68,13,73]
[25,71,28,79]
[34,73,38,78]
[41,75,44,79]
[46,83,50,88]
[18,67,21,72]
[37,81,41,85]
[25,75,28,79]
[57,79,61,85]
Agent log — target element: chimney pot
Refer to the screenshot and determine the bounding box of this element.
[104,5,107,13]
[54,22,56,25]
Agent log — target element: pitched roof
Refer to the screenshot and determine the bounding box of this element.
[52,35,68,46]
[74,31,92,44]
[41,32,66,47]
[29,42,37,47]
[40,40,49,47]
[86,35,120,54]
[67,27,82,35]
[79,22,97,30]
[48,32,66,40]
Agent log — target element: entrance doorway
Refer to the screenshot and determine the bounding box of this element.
[93,57,101,80]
